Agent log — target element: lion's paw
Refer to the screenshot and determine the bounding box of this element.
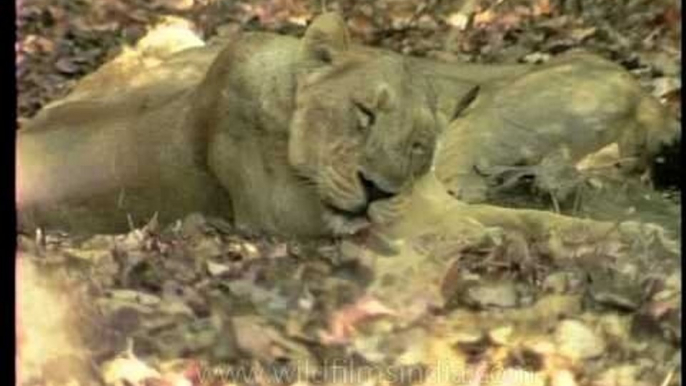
[323,212,371,236]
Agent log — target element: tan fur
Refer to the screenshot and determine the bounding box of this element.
[17,14,677,238]
[433,52,680,203]
[17,14,441,236]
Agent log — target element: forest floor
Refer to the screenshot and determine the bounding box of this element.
[17,1,681,386]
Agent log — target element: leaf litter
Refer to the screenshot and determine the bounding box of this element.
[17,1,681,385]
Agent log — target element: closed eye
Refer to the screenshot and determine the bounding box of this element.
[354,102,376,131]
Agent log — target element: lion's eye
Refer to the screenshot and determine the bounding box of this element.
[354,102,376,132]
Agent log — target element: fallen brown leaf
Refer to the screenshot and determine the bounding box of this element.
[533,0,553,17]
[153,0,195,11]
[319,295,396,345]
[55,57,79,74]
[473,9,496,27]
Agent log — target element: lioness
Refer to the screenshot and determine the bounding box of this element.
[17,13,443,237]
[432,52,680,203]
[18,12,677,239]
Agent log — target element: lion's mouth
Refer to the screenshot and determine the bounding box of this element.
[324,202,368,219]
[320,173,397,234]
[359,172,396,202]
[329,173,395,216]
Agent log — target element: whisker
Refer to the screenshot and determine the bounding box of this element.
[292,171,318,188]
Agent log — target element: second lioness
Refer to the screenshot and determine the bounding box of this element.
[432,52,679,203]
[18,13,442,236]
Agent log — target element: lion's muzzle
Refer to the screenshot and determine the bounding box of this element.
[322,171,400,235]
[359,172,396,206]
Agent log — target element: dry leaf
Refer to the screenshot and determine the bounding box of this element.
[320,295,396,345]
[533,0,553,16]
[447,12,470,30]
[55,58,79,74]
[102,356,161,386]
[473,9,496,27]
[569,27,597,42]
[348,15,376,41]
[153,0,194,11]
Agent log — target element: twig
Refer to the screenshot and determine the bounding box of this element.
[660,367,675,386]
[127,213,136,233]
[572,184,583,215]
[550,192,561,214]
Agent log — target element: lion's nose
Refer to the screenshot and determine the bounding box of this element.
[358,172,395,203]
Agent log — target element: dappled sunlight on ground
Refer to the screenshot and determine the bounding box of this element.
[18,256,90,385]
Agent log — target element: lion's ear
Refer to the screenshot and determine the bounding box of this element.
[300,12,350,64]
[375,84,395,111]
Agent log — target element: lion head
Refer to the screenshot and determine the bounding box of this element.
[288,13,444,234]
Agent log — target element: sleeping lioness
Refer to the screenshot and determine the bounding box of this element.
[17,12,677,239]
[17,13,443,236]
[433,52,680,203]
